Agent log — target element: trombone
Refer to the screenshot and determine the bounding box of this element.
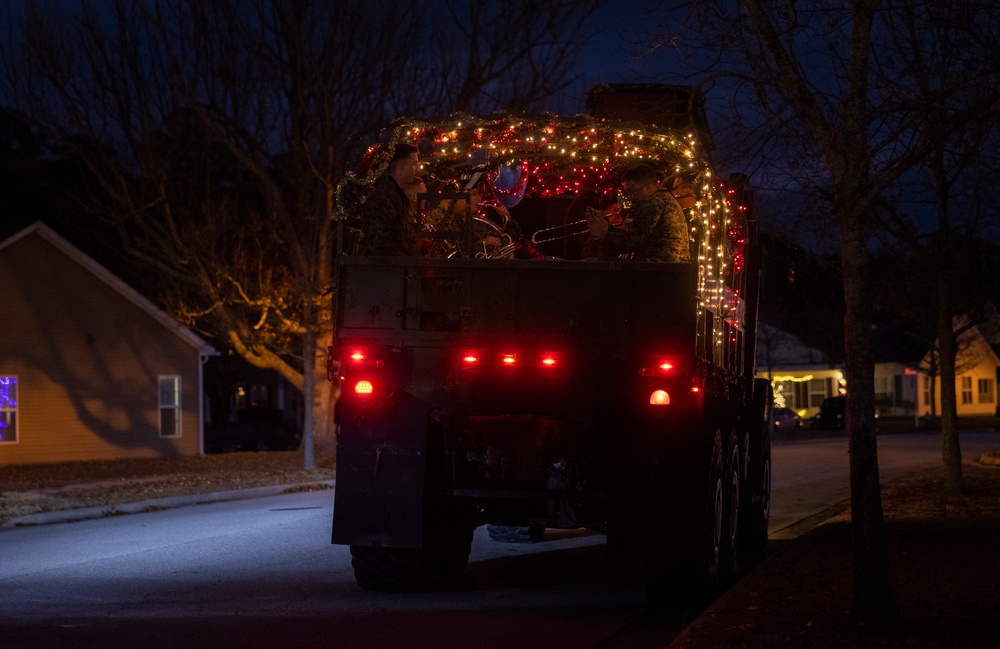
[530,219,590,245]
[531,193,631,245]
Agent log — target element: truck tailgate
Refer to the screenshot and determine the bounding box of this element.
[335,257,698,350]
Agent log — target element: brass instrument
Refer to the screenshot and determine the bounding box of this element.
[531,192,629,245]
[469,217,516,259]
[417,190,516,259]
[530,219,590,245]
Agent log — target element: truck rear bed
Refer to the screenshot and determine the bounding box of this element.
[336,256,698,351]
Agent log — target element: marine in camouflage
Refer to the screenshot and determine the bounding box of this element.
[602,190,690,263]
[357,175,417,256]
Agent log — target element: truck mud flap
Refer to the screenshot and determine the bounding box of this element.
[332,391,432,548]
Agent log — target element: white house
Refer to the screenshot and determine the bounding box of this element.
[918,318,1000,418]
[755,323,919,418]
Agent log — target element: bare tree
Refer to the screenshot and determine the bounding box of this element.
[872,4,1000,497]
[640,0,1000,625]
[0,0,601,469]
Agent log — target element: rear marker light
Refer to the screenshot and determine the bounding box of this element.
[354,380,374,395]
[649,390,671,406]
[350,352,366,361]
[463,355,479,364]
[541,357,557,367]
[502,354,517,365]
[640,362,675,376]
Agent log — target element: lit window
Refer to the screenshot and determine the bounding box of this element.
[978,378,995,404]
[960,376,973,405]
[808,378,827,408]
[159,376,181,438]
[0,376,18,444]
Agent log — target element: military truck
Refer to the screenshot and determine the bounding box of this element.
[329,85,772,600]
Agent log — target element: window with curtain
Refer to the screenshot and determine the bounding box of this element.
[159,376,181,438]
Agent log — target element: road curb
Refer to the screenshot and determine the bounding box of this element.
[0,480,335,530]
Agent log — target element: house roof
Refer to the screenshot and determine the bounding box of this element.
[756,322,839,369]
[919,314,1000,369]
[0,221,218,355]
[974,318,1000,366]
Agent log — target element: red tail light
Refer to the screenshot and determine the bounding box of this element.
[458,351,563,368]
[640,359,676,376]
[354,380,374,395]
[649,389,671,405]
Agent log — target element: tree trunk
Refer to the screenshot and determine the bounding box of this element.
[311,222,338,466]
[935,274,964,496]
[312,328,339,463]
[301,327,316,471]
[840,211,898,624]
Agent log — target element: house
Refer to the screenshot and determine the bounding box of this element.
[0,222,217,464]
[755,323,919,418]
[754,323,844,418]
[918,318,1000,418]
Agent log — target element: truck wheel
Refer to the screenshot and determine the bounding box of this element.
[645,428,725,605]
[739,436,771,556]
[486,525,545,543]
[721,429,741,581]
[350,517,474,591]
[349,546,431,592]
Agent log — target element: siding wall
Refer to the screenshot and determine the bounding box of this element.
[919,333,1000,418]
[0,231,204,464]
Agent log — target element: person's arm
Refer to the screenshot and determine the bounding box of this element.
[602,200,657,255]
[661,196,691,263]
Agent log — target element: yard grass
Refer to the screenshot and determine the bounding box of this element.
[0,449,335,526]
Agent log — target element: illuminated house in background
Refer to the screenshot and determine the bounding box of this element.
[918,317,1000,419]
[755,323,918,419]
[0,222,217,464]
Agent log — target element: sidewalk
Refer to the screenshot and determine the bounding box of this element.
[1,480,335,530]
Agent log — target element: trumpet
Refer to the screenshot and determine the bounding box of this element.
[530,219,591,245]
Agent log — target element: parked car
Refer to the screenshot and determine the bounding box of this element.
[810,396,846,430]
[770,407,802,432]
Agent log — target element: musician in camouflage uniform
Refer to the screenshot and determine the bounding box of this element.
[585,164,690,263]
[358,143,420,256]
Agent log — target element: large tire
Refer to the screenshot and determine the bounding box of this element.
[350,509,474,591]
[486,525,544,543]
[739,436,771,556]
[645,428,726,605]
[739,379,772,557]
[720,428,741,582]
[350,546,431,592]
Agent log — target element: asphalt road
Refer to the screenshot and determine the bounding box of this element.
[2,430,996,649]
[768,429,1000,539]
